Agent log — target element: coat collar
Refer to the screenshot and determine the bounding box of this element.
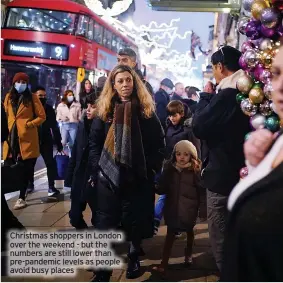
[217,69,245,92]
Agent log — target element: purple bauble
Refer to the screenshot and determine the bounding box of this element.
[246,20,261,39]
[239,55,249,70]
[260,25,276,37]
[260,8,280,29]
[241,41,255,53]
[254,64,265,81]
[259,69,272,84]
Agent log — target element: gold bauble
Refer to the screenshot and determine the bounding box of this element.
[237,74,254,94]
[249,87,265,104]
[251,0,268,20]
[261,51,273,69]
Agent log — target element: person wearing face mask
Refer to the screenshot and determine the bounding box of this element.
[56,90,81,154]
[2,72,46,210]
[26,86,63,197]
[154,78,174,129]
[79,79,96,110]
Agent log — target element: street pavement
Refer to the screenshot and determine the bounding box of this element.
[3,176,219,282]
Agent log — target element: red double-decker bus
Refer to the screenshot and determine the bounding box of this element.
[1,0,139,106]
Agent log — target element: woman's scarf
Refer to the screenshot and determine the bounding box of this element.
[98,98,147,188]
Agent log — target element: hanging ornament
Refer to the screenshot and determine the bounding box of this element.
[241,41,255,53]
[236,93,248,104]
[240,167,249,179]
[237,74,254,94]
[245,20,262,39]
[251,0,269,20]
[263,80,273,99]
[259,99,273,116]
[243,0,255,12]
[238,17,251,34]
[250,113,266,129]
[249,87,265,104]
[259,38,274,51]
[239,55,249,70]
[259,68,272,83]
[241,98,258,116]
[253,64,265,81]
[260,25,276,37]
[261,50,273,68]
[243,49,261,68]
[260,7,281,28]
[265,115,280,132]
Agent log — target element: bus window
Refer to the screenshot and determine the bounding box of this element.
[77,15,89,37]
[116,37,122,52]
[5,7,76,34]
[94,22,103,44]
[88,18,94,40]
[103,29,112,49]
[111,35,118,52]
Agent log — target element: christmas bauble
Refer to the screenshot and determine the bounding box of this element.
[249,87,265,104]
[241,41,255,53]
[263,80,273,99]
[261,50,273,69]
[243,0,255,12]
[243,49,261,68]
[259,100,273,116]
[236,93,247,104]
[265,115,280,132]
[253,64,265,81]
[251,0,269,20]
[241,98,258,116]
[250,113,266,129]
[259,38,274,51]
[253,82,264,89]
[237,74,254,94]
[240,167,249,179]
[259,68,272,83]
[260,25,276,37]
[260,7,281,28]
[237,17,251,35]
[245,20,262,39]
[239,55,249,70]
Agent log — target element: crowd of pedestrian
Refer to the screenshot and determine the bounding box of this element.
[1,44,283,282]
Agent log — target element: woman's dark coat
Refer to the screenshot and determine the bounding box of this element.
[88,111,165,240]
[156,163,202,232]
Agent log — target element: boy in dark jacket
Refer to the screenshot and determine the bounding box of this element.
[65,93,97,229]
[154,100,201,234]
[27,86,63,197]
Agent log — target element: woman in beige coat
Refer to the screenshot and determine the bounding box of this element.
[3,72,46,209]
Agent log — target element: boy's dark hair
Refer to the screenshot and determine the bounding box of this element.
[211,46,241,72]
[34,86,46,92]
[167,100,184,116]
[185,86,200,99]
[85,92,97,105]
[118,48,137,61]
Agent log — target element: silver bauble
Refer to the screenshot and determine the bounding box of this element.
[237,74,254,94]
[237,16,250,35]
[259,100,273,116]
[243,0,255,12]
[250,114,266,129]
[243,49,260,68]
[259,38,274,51]
[241,98,258,116]
[263,80,273,100]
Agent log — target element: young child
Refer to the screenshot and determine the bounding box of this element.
[153,140,202,275]
[154,100,200,235]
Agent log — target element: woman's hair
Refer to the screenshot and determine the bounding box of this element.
[9,84,33,107]
[164,148,202,173]
[80,79,93,96]
[211,46,241,72]
[61,89,76,103]
[96,65,155,121]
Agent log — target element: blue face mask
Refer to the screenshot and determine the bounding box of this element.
[14,83,27,94]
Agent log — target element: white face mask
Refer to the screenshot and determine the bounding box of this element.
[166,88,173,95]
[67,96,74,103]
[14,83,27,94]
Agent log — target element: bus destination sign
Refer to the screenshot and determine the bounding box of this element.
[4,40,69,61]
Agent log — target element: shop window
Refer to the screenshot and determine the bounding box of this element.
[5,7,76,34]
[76,15,89,37]
[94,22,103,44]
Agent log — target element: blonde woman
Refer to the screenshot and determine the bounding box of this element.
[88,65,165,282]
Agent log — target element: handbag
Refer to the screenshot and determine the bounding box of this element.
[1,140,26,194]
[54,151,69,180]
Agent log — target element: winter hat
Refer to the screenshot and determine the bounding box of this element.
[174,140,198,160]
[161,78,174,89]
[13,72,29,84]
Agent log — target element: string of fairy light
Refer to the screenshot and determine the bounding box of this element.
[84,0,205,76]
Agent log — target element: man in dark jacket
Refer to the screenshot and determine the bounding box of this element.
[27,86,63,197]
[65,93,97,229]
[154,78,174,129]
[183,86,200,114]
[192,46,250,271]
[170,82,185,101]
[117,47,154,96]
